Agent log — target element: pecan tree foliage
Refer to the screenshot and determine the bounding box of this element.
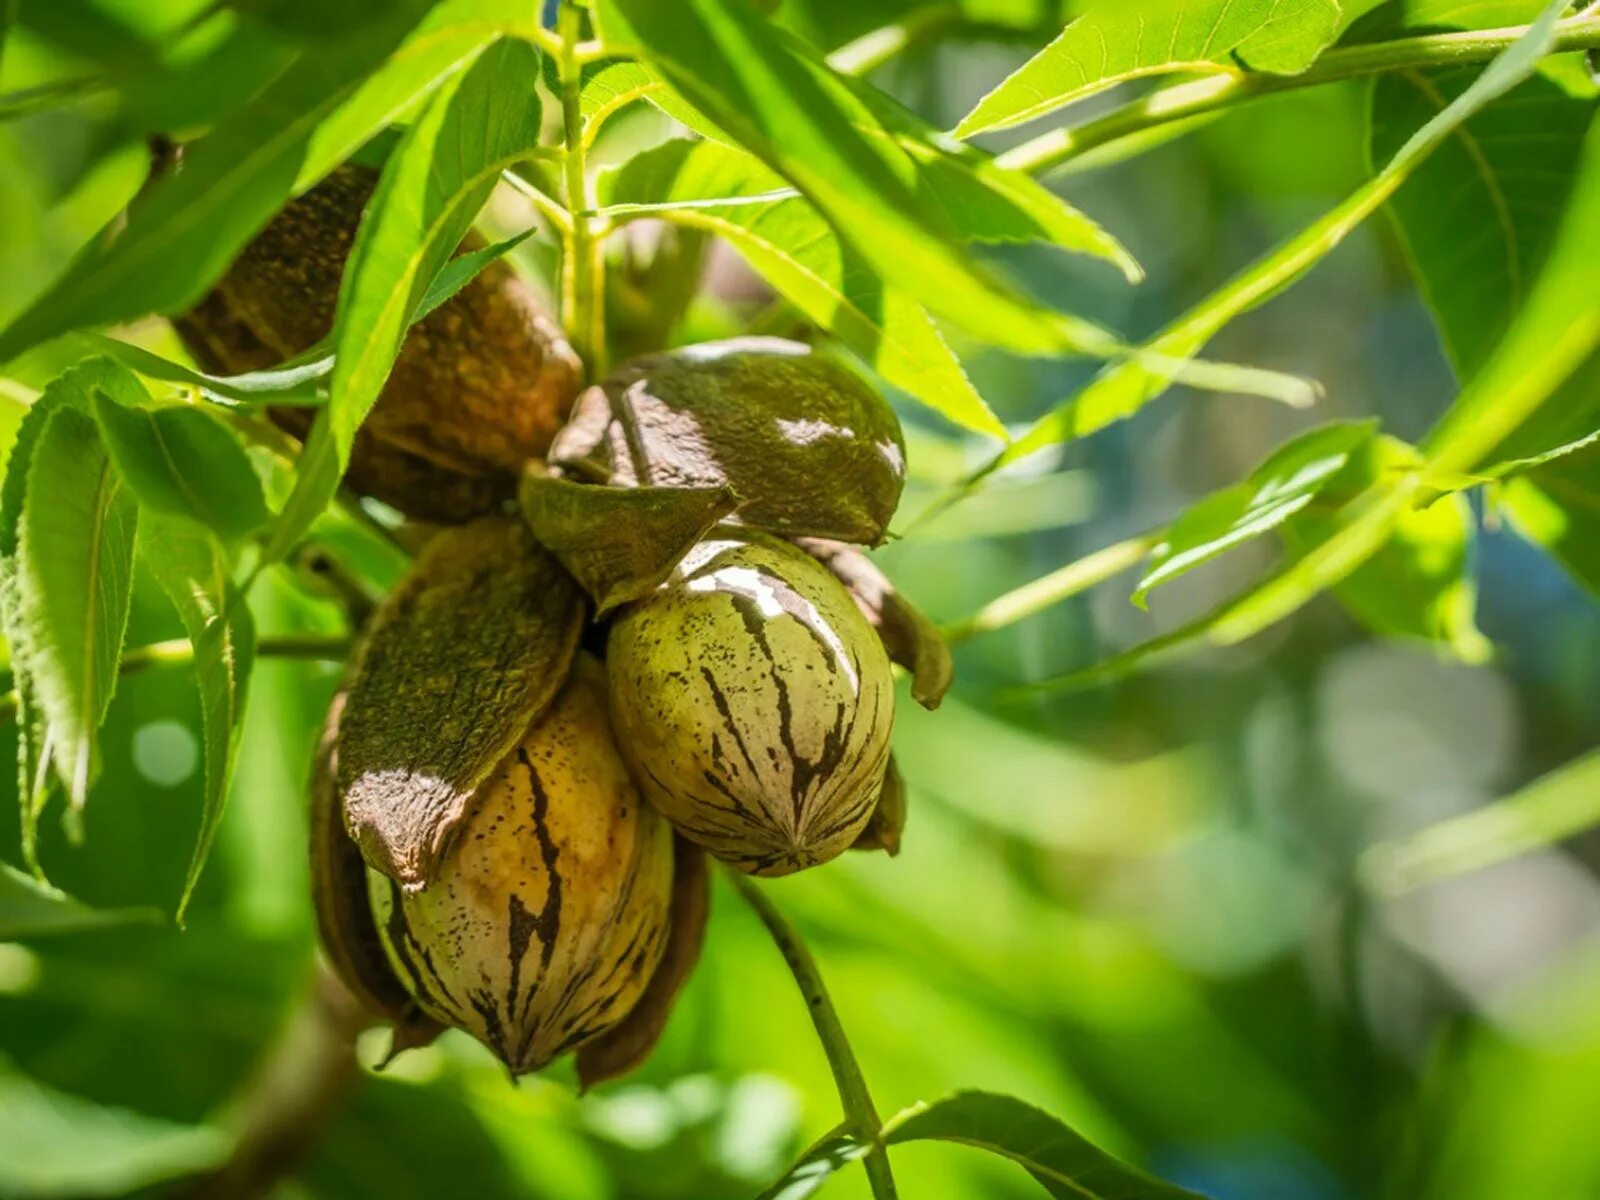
[1,1,1599,1198]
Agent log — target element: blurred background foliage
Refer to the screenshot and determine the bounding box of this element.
[4,2,1600,1199]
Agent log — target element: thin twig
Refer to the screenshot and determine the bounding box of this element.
[941,531,1160,644]
[0,635,352,725]
[999,14,1600,175]
[557,3,608,380]
[727,871,899,1200]
[827,5,962,76]
[174,966,370,1200]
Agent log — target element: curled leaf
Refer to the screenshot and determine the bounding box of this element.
[519,471,738,615]
[796,537,952,709]
[549,338,905,545]
[337,517,584,888]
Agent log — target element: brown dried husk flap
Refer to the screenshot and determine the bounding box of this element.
[851,754,905,857]
[519,470,737,616]
[337,516,584,888]
[576,837,710,1090]
[310,693,442,1047]
[796,537,952,710]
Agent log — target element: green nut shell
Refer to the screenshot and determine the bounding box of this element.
[607,531,895,876]
[368,655,674,1075]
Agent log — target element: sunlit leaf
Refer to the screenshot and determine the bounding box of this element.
[82,228,535,410]
[91,392,270,542]
[265,37,544,564]
[843,83,1140,276]
[577,58,724,142]
[0,0,436,362]
[1284,437,1490,662]
[141,517,256,922]
[1500,437,1600,597]
[884,1090,1204,1199]
[1422,110,1600,478]
[0,862,159,939]
[1133,420,1377,608]
[1372,41,1600,468]
[1372,66,1595,382]
[599,139,1000,436]
[1236,0,1341,73]
[295,0,544,191]
[18,407,138,811]
[754,1129,865,1200]
[955,0,1342,138]
[960,1,1569,498]
[413,227,539,322]
[594,0,1117,356]
[0,368,97,867]
[227,0,399,40]
[1363,748,1600,895]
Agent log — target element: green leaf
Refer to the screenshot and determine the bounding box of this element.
[18,407,139,810]
[1284,437,1489,662]
[82,228,534,410]
[91,393,270,542]
[1362,749,1600,895]
[598,54,1141,278]
[0,0,14,69]
[412,227,539,322]
[0,0,437,362]
[970,0,1569,487]
[295,0,544,192]
[1236,0,1342,74]
[1133,420,1378,608]
[265,37,545,564]
[0,1068,225,1197]
[1014,462,1435,697]
[1500,437,1600,597]
[848,84,1141,278]
[1371,48,1600,468]
[593,0,1117,356]
[754,1130,866,1200]
[0,362,136,866]
[547,338,906,545]
[578,58,724,142]
[1371,68,1596,381]
[883,1090,1204,1200]
[519,474,738,616]
[955,0,1343,138]
[1422,109,1600,478]
[73,334,329,407]
[227,0,403,39]
[599,139,1001,437]
[0,862,158,939]
[141,518,257,922]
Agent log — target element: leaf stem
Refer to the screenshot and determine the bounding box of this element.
[998,14,1600,175]
[557,3,608,381]
[827,5,962,76]
[941,531,1160,644]
[0,635,351,725]
[726,871,899,1200]
[173,965,368,1200]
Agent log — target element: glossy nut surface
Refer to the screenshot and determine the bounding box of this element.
[608,532,894,876]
